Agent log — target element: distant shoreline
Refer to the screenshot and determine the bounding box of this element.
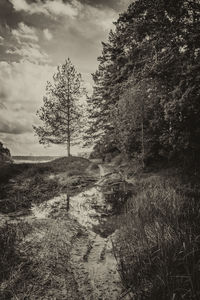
[13,156,61,160]
[12,156,61,164]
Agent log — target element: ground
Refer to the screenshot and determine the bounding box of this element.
[0,158,131,300]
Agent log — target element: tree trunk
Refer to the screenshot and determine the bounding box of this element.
[67,117,70,156]
[67,138,70,157]
[67,85,70,157]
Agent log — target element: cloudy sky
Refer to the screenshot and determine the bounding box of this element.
[0,0,132,156]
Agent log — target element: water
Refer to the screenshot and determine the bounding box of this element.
[30,186,113,233]
[1,166,131,237]
[13,159,54,164]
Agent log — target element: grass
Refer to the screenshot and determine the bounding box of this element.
[0,221,32,299]
[0,223,19,283]
[0,156,97,214]
[112,171,200,299]
[0,156,91,184]
[0,220,82,299]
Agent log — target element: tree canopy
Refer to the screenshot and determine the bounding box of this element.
[86,0,200,167]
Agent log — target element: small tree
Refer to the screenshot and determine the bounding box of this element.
[33,58,85,156]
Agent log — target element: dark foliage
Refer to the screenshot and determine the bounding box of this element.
[86,0,200,168]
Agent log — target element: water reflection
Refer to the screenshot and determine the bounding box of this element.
[67,194,70,212]
[69,187,111,230]
[29,179,132,238]
[69,181,132,237]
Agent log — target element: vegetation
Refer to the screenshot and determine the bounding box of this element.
[1,1,200,299]
[34,59,86,157]
[0,220,82,300]
[85,1,200,298]
[0,142,12,163]
[0,157,97,214]
[86,0,200,168]
[112,170,200,299]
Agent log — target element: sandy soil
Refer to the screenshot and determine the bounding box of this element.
[71,232,122,300]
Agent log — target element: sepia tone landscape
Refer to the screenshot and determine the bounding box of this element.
[1,0,200,299]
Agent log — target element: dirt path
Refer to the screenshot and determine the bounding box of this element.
[69,165,123,299]
[71,230,122,300]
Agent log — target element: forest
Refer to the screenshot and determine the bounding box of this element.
[86,0,200,171]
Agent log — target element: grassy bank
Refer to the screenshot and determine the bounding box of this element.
[112,166,200,299]
[0,156,98,214]
[0,219,84,299]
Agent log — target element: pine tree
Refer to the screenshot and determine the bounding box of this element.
[33,59,85,157]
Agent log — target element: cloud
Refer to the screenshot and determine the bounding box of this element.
[7,22,49,63]
[9,0,31,12]
[0,112,32,134]
[47,2,117,67]
[0,60,57,154]
[9,0,80,18]
[80,5,117,31]
[12,22,38,42]
[43,28,53,41]
[0,60,55,113]
[44,0,80,17]
[7,43,50,64]
[0,36,4,44]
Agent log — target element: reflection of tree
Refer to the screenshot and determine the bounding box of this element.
[67,194,70,212]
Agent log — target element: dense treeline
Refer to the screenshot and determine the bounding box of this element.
[86,0,200,168]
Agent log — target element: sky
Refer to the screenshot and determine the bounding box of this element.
[0,0,132,156]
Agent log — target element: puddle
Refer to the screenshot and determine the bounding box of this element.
[28,185,113,235]
[1,167,132,239]
[1,169,131,239]
[31,194,67,219]
[69,187,113,231]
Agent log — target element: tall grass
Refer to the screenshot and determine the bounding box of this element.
[0,220,80,299]
[112,174,200,299]
[0,221,32,299]
[0,224,18,283]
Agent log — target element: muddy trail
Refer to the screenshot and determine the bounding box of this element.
[0,164,132,299]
